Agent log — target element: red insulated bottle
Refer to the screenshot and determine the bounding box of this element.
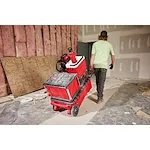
[69,51,77,63]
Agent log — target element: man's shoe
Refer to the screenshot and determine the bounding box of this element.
[96,97,103,104]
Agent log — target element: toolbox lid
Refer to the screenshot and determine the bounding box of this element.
[66,56,85,68]
[44,72,77,87]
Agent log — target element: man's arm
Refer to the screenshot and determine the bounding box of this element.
[111,55,115,65]
[90,43,96,70]
[90,54,95,69]
[109,44,115,69]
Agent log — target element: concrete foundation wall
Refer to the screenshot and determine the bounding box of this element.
[0,25,78,97]
[79,25,150,79]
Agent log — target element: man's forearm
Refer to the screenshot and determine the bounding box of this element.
[111,55,115,65]
[90,54,94,66]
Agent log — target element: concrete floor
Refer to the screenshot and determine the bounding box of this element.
[88,80,150,125]
[0,77,150,125]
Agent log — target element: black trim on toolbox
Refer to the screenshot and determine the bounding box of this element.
[70,56,83,66]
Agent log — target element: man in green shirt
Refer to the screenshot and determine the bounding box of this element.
[90,30,115,103]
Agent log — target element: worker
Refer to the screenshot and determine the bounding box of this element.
[90,30,115,103]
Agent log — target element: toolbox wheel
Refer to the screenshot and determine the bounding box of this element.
[71,105,79,117]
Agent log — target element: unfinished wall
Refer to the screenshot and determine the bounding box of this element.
[0,25,78,97]
[79,25,150,79]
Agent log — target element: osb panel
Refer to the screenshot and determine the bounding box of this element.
[35,56,56,82]
[1,56,57,97]
[1,57,18,75]
[35,57,49,82]
[21,57,43,91]
[1,57,26,96]
[44,56,56,75]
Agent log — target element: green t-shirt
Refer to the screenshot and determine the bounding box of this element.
[92,40,115,69]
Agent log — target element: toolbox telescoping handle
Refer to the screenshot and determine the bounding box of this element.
[87,69,94,78]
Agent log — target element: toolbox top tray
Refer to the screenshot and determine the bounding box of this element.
[44,72,77,87]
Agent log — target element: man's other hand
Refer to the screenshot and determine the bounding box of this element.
[90,64,93,70]
[109,64,113,69]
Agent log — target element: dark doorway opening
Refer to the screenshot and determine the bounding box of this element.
[77,41,95,70]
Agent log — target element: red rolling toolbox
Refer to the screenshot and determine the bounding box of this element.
[44,72,80,101]
[44,49,92,116]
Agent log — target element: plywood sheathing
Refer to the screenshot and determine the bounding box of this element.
[1,56,57,97]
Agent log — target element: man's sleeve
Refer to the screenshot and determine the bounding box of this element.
[109,43,115,55]
[91,43,96,54]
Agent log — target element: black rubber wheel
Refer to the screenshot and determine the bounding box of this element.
[71,104,79,117]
